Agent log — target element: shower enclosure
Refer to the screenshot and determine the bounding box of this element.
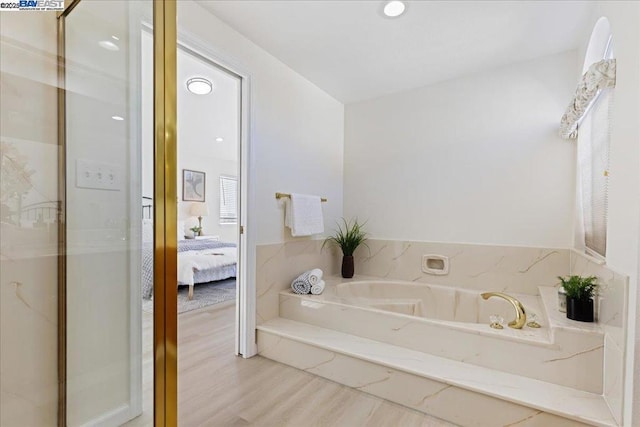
[59,0,177,424]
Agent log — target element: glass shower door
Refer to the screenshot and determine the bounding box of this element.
[60,0,177,425]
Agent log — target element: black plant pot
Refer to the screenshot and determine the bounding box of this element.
[342,255,355,278]
[566,296,594,322]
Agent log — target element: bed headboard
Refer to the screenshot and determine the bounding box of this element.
[142,196,153,220]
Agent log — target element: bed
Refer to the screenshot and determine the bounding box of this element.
[141,207,237,300]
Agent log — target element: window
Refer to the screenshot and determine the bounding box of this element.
[577,21,613,258]
[219,175,237,224]
[579,90,612,257]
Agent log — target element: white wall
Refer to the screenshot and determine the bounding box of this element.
[178,156,237,242]
[179,0,345,246]
[176,58,239,243]
[141,31,240,243]
[0,11,59,427]
[142,109,240,243]
[577,3,640,425]
[344,51,578,248]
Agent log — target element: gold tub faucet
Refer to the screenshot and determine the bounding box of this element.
[481,292,527,329]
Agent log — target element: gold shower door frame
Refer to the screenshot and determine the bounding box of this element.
[57,1,178,425]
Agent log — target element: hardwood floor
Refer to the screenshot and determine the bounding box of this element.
[125,302,456,427]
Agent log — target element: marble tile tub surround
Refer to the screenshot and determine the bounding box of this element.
[258,322,607,427]
[570,251,628,354]
[256,239,629,423]
[280,281,605,394]
[352,239,570,295]
[256,239,339,324]
[570,250,628,425]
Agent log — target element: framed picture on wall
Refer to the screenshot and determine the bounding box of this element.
[182,169,206,202]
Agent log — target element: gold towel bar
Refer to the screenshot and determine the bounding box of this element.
[275,192,327,202]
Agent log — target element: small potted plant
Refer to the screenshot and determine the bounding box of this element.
[323,218,368,278]
[558,275,598,322]
[190,225,202,237]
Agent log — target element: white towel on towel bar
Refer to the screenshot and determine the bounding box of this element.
[284,193,324,236]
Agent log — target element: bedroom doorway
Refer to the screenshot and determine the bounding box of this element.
[168,33,256,362]
[172,46,245,402]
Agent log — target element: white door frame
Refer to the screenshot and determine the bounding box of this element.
[176,29,257,357]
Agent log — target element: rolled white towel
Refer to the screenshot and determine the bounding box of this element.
[311,280,326,295]
[291,272,312,294]
[307,268,323,285]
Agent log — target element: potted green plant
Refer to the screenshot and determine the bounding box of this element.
[558,275,598,322]
[323,218,368,278]
[190,225,202,237]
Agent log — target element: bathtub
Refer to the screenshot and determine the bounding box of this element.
[278,278,605,393]
[326,279,547,339]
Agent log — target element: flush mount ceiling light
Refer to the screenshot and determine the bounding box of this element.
[383,0,406,17]
[215,137,224,142]
[186,77,213,95]
[98,40,119,51]
[111,115,124,121]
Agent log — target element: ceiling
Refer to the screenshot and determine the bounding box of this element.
[176,45,240,162]
[197,0,594,104]
[143,30,240,163]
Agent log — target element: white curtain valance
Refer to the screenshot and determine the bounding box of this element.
[559,58,616,140]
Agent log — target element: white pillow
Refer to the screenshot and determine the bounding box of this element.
[177,220,185,241]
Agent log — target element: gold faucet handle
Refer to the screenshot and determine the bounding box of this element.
[526,313,541,328]
[489,314,504,329]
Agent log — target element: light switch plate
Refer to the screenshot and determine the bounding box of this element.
[75,159,121,191]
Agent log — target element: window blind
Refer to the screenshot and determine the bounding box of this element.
[219,176,238,224]
[580,87,612,257]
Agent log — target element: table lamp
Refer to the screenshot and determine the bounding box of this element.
[190,202,209,235]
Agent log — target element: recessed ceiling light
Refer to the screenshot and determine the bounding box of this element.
[111,115,124,121]
[186,77,213,95]
[383,1,406,17]
[111,35,119,41]
[215,137,224,142]
[98,40,119,51]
